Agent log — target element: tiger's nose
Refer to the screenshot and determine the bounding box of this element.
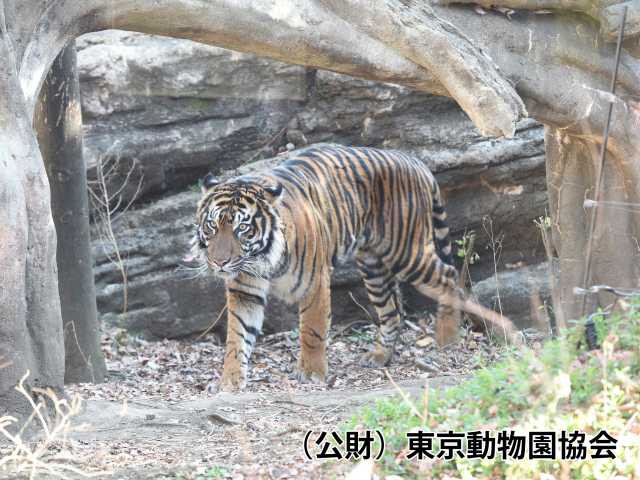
[212,258,230,268]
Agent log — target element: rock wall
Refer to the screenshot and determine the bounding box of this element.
[80,31,550,339]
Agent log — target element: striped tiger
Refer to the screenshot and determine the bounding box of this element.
[192,144,513,391]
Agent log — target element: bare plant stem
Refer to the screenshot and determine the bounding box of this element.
[88,152,143,315]
[0,371,105,478]
[482,216,506,342]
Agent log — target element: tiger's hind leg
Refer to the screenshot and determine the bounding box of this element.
[403,245,461,346]
[356,253,404,368]
[433,283,461,346]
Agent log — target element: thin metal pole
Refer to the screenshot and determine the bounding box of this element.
[579,6,628,318]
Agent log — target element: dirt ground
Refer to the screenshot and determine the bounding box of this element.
[4,318,515,479]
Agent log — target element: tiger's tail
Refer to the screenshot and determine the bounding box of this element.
[431,184,454,266]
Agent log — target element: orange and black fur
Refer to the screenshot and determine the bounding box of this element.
[192,144,502,391]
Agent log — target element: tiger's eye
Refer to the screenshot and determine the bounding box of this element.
[198,225,209,248]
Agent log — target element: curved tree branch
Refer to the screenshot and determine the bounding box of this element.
[435,0,640,41]
[321,0,527,137]
[17,0,442,124]
[17,0,526,138]
[15,0,640,140]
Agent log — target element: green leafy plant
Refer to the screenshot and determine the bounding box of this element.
[455,231,479,265]
[202,466,228,479]
[533,215,552,230]
[174,465,229,480]
[346,299,640,478]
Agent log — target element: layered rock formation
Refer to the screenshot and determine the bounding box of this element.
[80,31,549,339]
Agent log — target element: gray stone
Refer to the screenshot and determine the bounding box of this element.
[78,30,307,201]
[471,262,554,332]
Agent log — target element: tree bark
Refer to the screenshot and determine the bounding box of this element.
[35,43,106,384]
[0,8,64,414]
[16,0,528,138]
[545,122,640,321]
[436,0,640,41]
[321,0,527,137]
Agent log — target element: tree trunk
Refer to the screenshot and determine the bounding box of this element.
[0,14,64,415]
[35,43,106,384]
[545,123,640,322]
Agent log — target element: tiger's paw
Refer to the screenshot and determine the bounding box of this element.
[219,370,246,392]
[295,370,326,384]
[359,348,392,368]
[295,357,327,384]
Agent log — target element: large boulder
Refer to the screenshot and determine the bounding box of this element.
[78,31,307,201]
[471,262,555,332]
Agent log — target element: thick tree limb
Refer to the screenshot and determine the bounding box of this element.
[436,0,640,41]
[15,0,640,139]
[17,0,442,124]
[18,0,525,137]
[321,0,527,136]
[429,4,640,140]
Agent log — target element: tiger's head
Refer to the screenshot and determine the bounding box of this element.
[191,172,285,279]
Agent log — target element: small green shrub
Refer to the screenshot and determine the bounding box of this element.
[347,300,640,478]
[455,231,479,265]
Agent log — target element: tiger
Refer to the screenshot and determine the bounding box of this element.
[192,144,514,391]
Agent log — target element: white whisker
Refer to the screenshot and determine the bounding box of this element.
[175,261,209,280]
[175,263,206,272]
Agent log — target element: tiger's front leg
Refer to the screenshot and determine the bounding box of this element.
[297,273,332,383]
[219,277,268,392]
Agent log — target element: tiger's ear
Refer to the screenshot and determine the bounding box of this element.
[200,172,219,194]
[262,182,283,205]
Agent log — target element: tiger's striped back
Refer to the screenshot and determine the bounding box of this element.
[265,145,454,286]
